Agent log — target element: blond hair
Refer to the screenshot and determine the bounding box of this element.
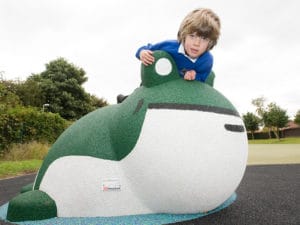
[177,8,221,50]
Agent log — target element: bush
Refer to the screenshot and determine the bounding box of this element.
[0,106,67,155]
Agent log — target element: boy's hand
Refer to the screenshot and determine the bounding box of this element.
[140,50,155,66]
[184,70,196,80]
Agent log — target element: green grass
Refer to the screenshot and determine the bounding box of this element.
[0,159,42,179]
[248,137,300,144]
[0,141,48,179]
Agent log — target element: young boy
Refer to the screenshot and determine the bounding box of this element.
[136,8,220,82]
[117,8,220,103]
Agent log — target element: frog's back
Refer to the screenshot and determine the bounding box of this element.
[50,105,119,159]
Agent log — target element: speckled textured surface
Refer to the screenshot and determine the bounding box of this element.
[7,190,56,222]
[1,194,236,225]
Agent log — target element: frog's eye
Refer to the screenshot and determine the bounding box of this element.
[141,50,179,87]
[155,58,172,76]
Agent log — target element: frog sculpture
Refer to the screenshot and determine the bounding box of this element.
[7,51,248,222]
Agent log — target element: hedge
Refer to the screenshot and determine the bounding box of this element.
[0,107,67,155]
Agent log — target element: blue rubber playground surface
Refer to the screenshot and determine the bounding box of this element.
[0,192,236,225]
[0,194,235,225]
[0,164,299,225]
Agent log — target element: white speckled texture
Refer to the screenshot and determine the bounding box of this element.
[39,109,247,217]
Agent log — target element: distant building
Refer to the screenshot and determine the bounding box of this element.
[282,121,300,138]
[247,121,300,139]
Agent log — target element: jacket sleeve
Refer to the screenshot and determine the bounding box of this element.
[135,41,170,59]
[135,44,153,59]
[195,52,213,82]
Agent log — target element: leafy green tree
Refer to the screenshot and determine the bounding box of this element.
[0,78,69,154]
[263,103,289,140]
[14,78,44,107]
[294,110,300,125]
[89,94,108,110]
[0,80,21,112]
[243,112,260,139]
[29,58,107,120]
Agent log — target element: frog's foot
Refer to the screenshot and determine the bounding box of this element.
[7,190,57,222]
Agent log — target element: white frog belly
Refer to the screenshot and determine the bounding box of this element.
[39,108,248,217]
[39,156,151,217]
[123,109,248,213]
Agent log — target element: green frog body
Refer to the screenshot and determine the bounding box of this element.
[7,51,248,221]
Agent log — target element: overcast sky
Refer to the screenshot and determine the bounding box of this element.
[1,0,299,118]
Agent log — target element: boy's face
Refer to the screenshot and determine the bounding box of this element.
[184,33,210,59]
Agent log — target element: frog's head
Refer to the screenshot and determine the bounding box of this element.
[135,50,233,109]
[111,51,246,160]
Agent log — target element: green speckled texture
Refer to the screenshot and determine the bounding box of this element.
[7,190,57,222]
[33,51,237,189]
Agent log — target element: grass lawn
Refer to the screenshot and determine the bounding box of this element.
[0,160,42,179]
[248,137,300,144]
[248,144,300,165]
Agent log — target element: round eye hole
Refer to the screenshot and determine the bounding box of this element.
[155,58,172,76]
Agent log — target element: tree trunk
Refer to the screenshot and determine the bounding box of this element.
[276,127,281,140]
[272,127,280,140]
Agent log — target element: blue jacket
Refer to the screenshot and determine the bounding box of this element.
[135,40,213,82]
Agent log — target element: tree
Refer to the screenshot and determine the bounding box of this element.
[0,80,21,112]
[29,58,107,120]
[14,78,44,107]
[295,110,300,125]
[251,96,266,118]
[243,112,260,139]
[89,94,108,110]
[263,103,289,140]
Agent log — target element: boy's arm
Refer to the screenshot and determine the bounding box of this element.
[135,40,172,59]
[135,42,167,66]
[139,50,155,66]
[135,44,153,59]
